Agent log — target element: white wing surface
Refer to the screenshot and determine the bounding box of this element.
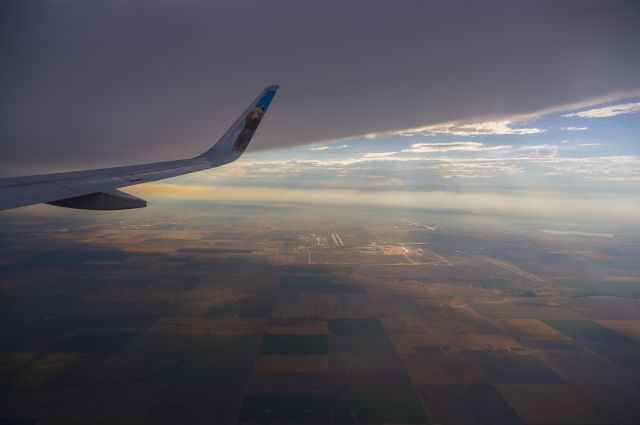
[0,86,278,211]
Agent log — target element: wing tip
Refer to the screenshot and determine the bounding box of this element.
[200,85,280,157]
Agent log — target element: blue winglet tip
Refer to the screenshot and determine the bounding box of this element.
[257,85,279,110]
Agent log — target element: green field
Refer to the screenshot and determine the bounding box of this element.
[579,256,640,271]
[133,334,260,357]
[545,320,634,344]
[238,395,331,423]
[557,279,640,298]
[133,355,255,384]
[1,250,134,272]
[238,394,427,423]
[332,395,428,423]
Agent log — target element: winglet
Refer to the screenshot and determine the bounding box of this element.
[197,85,279,158]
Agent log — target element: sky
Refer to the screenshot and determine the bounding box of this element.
[126,99,640,225]
[1,1,639,169]
[1,1,639,223]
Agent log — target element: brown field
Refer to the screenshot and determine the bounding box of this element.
[373,280,458,298]
[299,293,342,310]
[339,293,375,315]
[271,300,344,319]
[496,384,609,424]
[388,316,514,350]
[268,320,331,335]
[119,254,165,262]
[440,299,484,319]
[598,320,640,342]
[247,373,330,395]
[469,300,586,320]
[0,277,32,290]
[0,352,34,377]
[541,350,640,425]
[459,334,524,353]
[174,287,248,315]
[329,335,396,355]
[329,354,405,374]
[84,290,178,302]
[149,316,268,335]
[381,316,434,334]
[9,353,78,389]
[567,297,640,320]
[402,353,487,385]
[254,355,329,373]
[389,334,447,354]
[498,319,572,341]
[417,383,522,424]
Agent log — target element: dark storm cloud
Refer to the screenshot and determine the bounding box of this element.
[1,0,639,174]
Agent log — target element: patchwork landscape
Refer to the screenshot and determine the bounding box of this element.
[1,202,639,424]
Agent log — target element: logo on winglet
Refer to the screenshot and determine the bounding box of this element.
[232,87,278,152]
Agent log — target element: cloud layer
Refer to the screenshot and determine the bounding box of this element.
[402,142,511,153]
[127,182,640,222]
[393,120,544,137]
[1,1,640,172]
[563,102,640,118]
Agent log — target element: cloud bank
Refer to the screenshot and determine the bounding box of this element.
[1,1,639,172]
[128,183,640,222]
[563,102,640,118]
[394,120,544,137]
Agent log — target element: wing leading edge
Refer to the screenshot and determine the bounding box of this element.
[0,85,279,211]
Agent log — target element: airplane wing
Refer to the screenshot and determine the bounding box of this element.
[0,85,278,211]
